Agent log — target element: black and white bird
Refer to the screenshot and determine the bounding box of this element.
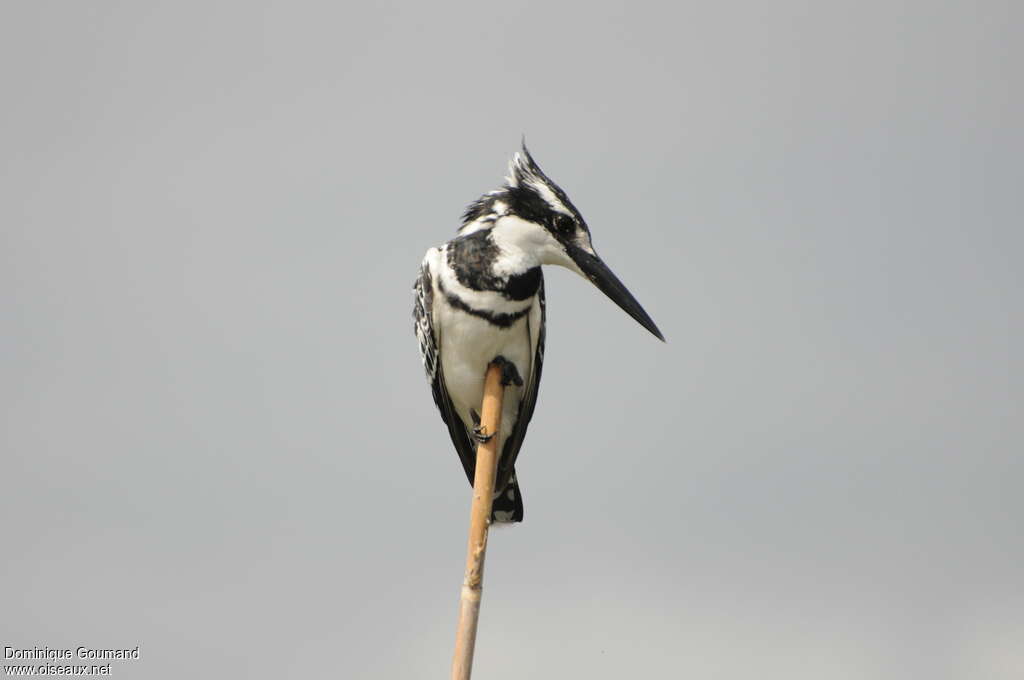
[413,144,663,523]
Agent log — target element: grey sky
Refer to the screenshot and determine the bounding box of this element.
[2,1,1021,678]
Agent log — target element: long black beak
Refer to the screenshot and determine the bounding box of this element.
[567,244,665,341]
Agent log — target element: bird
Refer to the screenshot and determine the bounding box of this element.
[413,143,663,523]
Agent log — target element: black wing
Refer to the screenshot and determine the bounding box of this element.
[414,259,478,483]
[494,277,546,495]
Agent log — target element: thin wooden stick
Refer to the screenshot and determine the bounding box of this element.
[451,362,505,680]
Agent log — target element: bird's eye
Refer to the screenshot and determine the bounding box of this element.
[553,214,575,234]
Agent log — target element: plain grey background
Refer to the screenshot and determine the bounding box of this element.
[2,1,1021,678]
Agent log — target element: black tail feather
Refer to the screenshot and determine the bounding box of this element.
[490,472,524,523]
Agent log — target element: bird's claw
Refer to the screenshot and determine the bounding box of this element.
[472,425,494,443]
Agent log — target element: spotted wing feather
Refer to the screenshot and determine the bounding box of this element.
[413,259,478,484]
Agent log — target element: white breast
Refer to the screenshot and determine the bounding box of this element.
[429,250,537,444]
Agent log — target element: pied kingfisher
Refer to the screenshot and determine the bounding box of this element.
[413,144,663,523]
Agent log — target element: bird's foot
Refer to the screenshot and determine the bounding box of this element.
[469,409,494,443]
[492,355,524,387]
[472,425,495,443]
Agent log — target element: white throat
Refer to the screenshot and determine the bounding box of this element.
[488,215,582,277]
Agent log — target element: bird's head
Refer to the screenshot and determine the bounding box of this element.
[460,143,664,341]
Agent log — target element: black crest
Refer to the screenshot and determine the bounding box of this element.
[461,142,588,235]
